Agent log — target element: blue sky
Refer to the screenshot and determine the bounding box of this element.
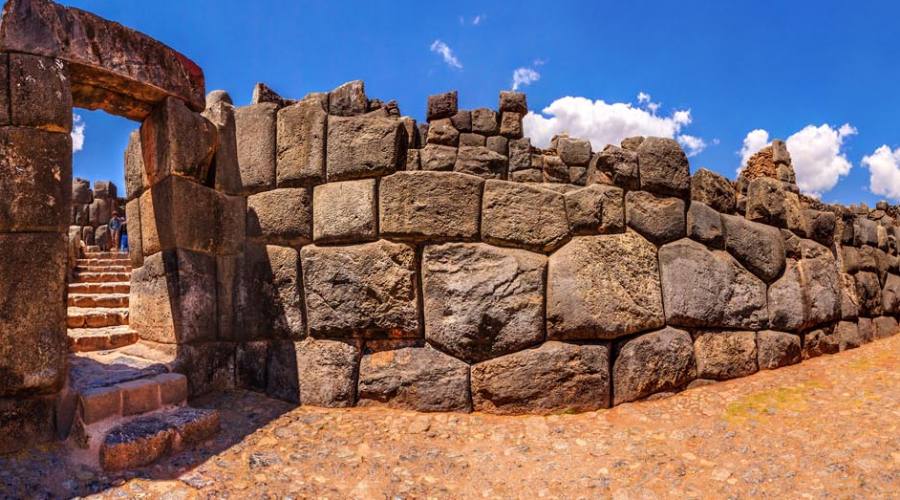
[65,0,900,206]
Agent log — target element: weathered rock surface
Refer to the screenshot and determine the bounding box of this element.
[0,128,71,232]
[687,201,724,248]
[586,145,640,190]
[471,341,610,414]
[874,315,898,339]
[625,191,686,244]
[564,184,625,235]
[756,330,801,370]
[855,271,883,316]
[454,145,507,179]
[276,98,327,185]
[327,115,406,181]
[380,171,483,241]
[636,137,691,198]
[768,255,841,332]
[141,97,217,186]
[691,168,736,213]
[835,321,864,351]
[0,234,67,396]
[482,180,569,252]
[548,232,664,339]
[612,327,696,405]
[422,243,546,363]
[694,330,758,380]
[881,273,900,314]
[301,240,419,337]
[659,239,768,329]
[266,338,359,406]
[721,214,786,283]
[358,346,471,412]
[246,188,313,246]
[427,91,457,121]
[802,327,840,359]
[313,179,377,244]
[235,103,277,193]
[328,80,367,117]
[419,144,457,171]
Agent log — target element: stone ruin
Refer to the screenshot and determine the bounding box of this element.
[2,0,900,471]
[70,178,125,251]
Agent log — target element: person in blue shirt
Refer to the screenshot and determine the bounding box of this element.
[108,211,123,253]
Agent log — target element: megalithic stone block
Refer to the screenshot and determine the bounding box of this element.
[139,175,224,256]
[130,248,217,344]
[124,129,148,200]
[141,97,218,186]
[8,53,72,132]
[202,100,242,195]
[326,115,407,181]
[72,177,93,204]
[93,180,118,200]
[125,198,143,268]
[235,103,278,193]
[276,97,327,186]
[0,233,67,397]
[0,128,72,232]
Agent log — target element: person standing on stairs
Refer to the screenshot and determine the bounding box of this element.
[119,216,129,253]
[108,211,123,253]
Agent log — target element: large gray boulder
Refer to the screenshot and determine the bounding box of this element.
[326,115,406,181]
[312,179,377,244]
[276,97,327,185]
[687,201,724,248]
[481,180,570,253]
[721,213,786,283]
[659,239,768,329]
[625,191,686,244]
[454,145,507,179]
[767,254,841,332]
[881,273,900,314]
[471,341,611,414]
[636,137,691,198]
[266,338,360,406]
[756,330,801,370]
[547,232,665,339]
[357,346,471,412]
[564,184,625,235]
[380,171,483,241]
[246,188,313,246]
[612,327,696,405]
[586,145,640,190]
[301,240,419,337]
[855,271,883,316]
[694,330,758,380]
[691,168,735,213]
[802,327,840,359]
[422,243,546,363]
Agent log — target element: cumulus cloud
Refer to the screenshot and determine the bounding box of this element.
[677,134,707,157]
[430,40,462,69]
[738,123,857,197]
[739,129,770,166]
[71,113,85,153]
[522,93,698,153]
[511,67,540,91]
[862,145,900,201]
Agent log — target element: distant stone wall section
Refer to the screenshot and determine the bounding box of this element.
[122,80,900,414]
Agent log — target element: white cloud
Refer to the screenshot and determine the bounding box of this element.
[430,40,462,69]
[511,67,540,91]
[637,92,651,104]
[522,94,697,152]
[71,113,85,153]
[472,14,484,25]
[738,124,857,197]
[677,134,707,157]
[862,145,900,201]
[739,129,770,166]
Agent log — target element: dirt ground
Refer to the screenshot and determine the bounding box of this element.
[2,334,899,499]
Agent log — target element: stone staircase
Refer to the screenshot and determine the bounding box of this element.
[65,250,220,471]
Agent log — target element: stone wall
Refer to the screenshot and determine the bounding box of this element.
[122,80,900,414]
[70,178,124,251]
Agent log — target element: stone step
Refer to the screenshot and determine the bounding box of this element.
[75,264,130,273]
[67,307,129,328]
[73,271,131,283]
[84,251,130,259]
[76,258,130,266]
[99,407,220,471]
[68,326,139,352]
[68,293,129,308]
[68,282,130,294]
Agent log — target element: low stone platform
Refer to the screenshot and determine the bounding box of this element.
[1,334,897,498]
